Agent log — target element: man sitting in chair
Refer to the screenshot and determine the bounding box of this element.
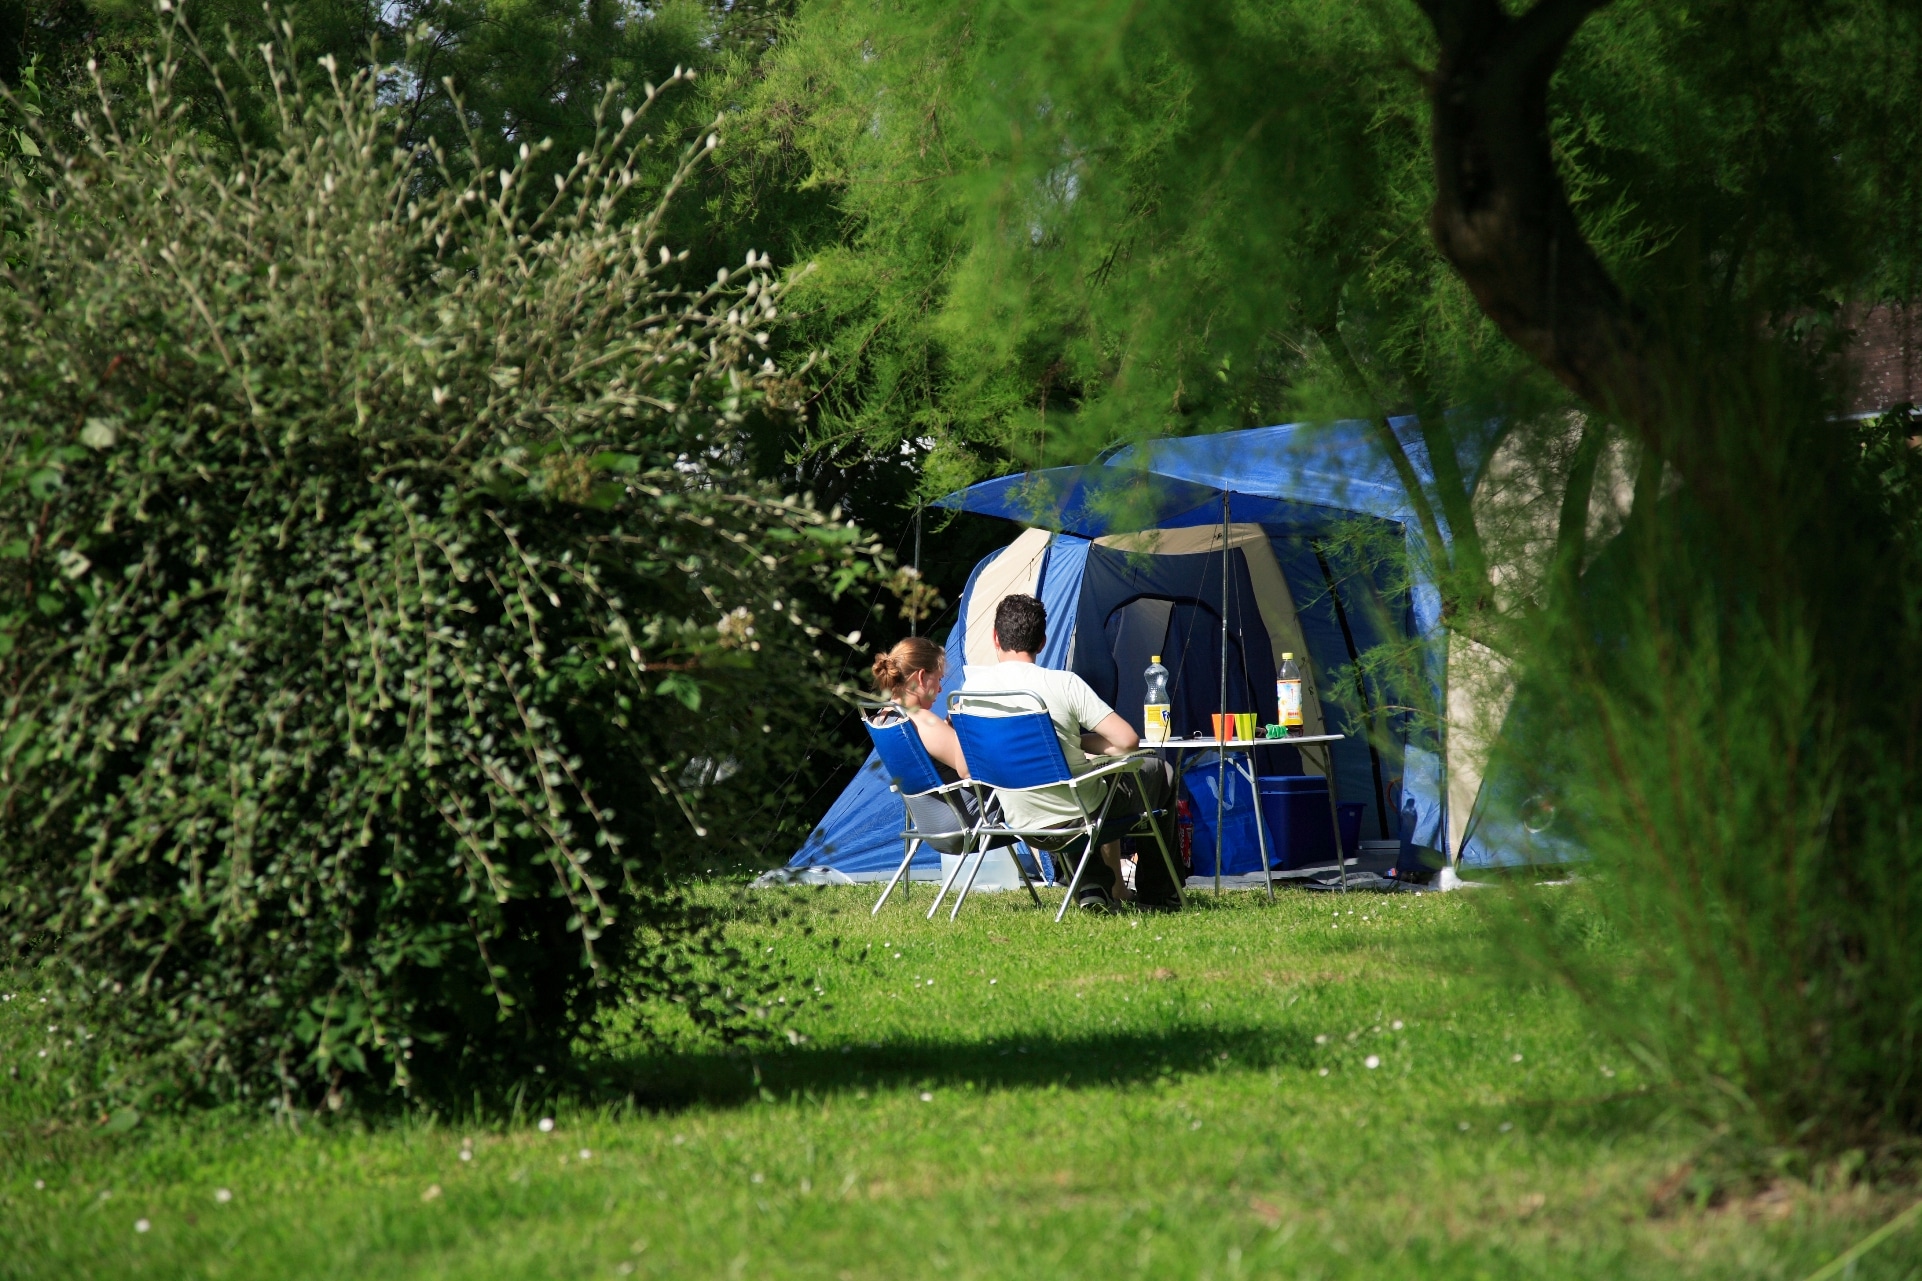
[960,594,1182,912]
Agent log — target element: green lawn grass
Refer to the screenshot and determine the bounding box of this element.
[2,883,1914,1279]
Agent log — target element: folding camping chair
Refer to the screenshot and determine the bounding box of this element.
[863,706,1040,916]
[947,690,1186,922]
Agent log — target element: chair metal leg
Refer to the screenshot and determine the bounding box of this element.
[1053,841,1097,923]
[1241,755,1276,902]
[873,837,921,915]
[949,846,990,921]
[926,845,969,919]
[1012,842,1044,907]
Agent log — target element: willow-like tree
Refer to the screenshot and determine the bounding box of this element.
[730,0,1922,1150]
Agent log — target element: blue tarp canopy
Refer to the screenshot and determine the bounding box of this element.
[932,464,1224,537]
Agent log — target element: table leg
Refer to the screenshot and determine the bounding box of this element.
[1214,749,1225,898]
[1314,743,1348,892]
[1241,749,1276,901]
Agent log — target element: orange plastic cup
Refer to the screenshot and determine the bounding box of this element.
[1211,713,1256,742]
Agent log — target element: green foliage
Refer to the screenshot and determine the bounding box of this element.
[719,0,1922,1156]
[1468,393,1922,1152]
[0,20,876,1110]
[724,0,1922,604]
[720,0,1559,493]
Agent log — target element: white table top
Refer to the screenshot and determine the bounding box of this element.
[1146,733,1345,749]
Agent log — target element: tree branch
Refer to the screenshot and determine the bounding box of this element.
[1418,0,1701,493]
[1549,415,1606,610]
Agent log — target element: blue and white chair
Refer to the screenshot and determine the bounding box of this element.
[948,690,1186,921]
[863,705,1040,916]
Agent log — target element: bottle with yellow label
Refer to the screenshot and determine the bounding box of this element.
[1277,651,1303,731]
[1143,654,1171,744]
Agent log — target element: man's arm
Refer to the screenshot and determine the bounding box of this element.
[1081,711,1139,756]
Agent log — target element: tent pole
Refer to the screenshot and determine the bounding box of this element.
[1216,491,1228,898]
[910,507,923,637]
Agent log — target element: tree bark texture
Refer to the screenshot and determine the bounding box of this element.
[1416,0,1703,486]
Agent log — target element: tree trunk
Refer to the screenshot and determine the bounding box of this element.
[1414,0,1727,504]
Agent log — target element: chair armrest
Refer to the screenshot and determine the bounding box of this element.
[1065,751,1158,785]
[904,777,977,801]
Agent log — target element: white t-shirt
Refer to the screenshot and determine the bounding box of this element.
[957,661,1118,829]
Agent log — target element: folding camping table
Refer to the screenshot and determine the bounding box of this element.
[1154,734,1348,898]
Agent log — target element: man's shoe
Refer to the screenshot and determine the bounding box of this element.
[1076,885,1117,914]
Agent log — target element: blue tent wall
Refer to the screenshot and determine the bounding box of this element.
[1034,537,1089,668]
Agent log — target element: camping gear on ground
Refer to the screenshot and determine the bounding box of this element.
[1143,655,1171,744]
[1182,767,1362,875]
[1338,803,1367,859]
[1155,733,1340,894]
[861,707,1039,915]
[1277,652,1304,730]
[948,690,1185,921]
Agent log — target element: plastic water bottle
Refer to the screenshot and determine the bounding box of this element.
[1143,654,1171,744]
[1277,651,1303,732]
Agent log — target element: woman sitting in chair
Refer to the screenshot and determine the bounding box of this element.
[872,638,969,780]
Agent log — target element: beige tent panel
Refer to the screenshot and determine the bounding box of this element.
[1096,524,1328,762]
[962,527,1052,668]
[1444,632,1515,858]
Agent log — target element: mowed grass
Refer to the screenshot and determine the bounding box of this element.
[2,883,1916,1280]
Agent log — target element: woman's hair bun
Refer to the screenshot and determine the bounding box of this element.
[870,636,944,694]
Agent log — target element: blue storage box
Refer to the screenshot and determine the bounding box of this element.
[1183,764,1351,876]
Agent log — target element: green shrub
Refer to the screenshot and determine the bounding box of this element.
[1472,401,1922,1157]
[0,22,873,1111]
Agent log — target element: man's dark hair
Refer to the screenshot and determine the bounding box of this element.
[994,593,1047,654]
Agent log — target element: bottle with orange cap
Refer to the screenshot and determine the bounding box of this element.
[1276,651,1303,735]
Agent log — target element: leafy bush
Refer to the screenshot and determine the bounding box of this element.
[1472,399,1922,1158]
[0,22,873,1110]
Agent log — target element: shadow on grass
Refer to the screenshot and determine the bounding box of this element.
[593,1023,1313,1113]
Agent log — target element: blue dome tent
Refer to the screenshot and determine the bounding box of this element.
[784,420,1543,883]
